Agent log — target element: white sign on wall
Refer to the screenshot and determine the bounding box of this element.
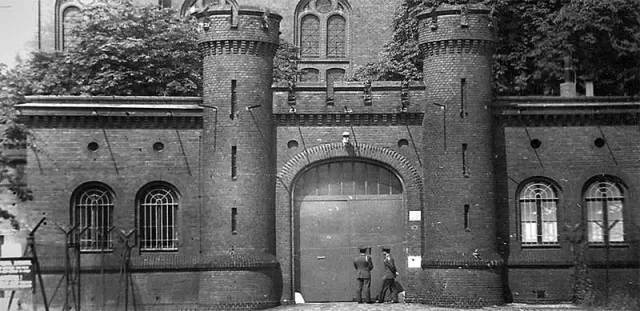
[408,256,421,268]
[409,211,421,221]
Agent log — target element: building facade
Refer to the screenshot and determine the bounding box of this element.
[3,0,640,310]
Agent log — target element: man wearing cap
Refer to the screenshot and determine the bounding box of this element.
[353,247,374,304]
[377,247,398,303]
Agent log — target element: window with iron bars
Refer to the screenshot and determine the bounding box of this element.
[585,181,624,245]
[139,185,179,251]
[72,186,114,251]
[519,181,558,246]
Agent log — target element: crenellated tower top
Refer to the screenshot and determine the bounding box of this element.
[417,3,494,58]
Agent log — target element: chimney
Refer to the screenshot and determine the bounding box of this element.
[560,55,576,97]
[585,81,594,97]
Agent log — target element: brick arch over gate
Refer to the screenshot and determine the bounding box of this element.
[275,142,424,301]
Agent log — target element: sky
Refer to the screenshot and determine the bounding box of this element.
[0,0,38,68]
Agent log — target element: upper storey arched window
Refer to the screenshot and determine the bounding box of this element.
[56,0,94,50]
[62,7,81,50]
[326,15,346,58]
[584,179,625,244]
[296,0,350,60]
[300,15,321,58]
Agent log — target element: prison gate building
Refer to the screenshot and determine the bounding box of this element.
[2,0,640,310]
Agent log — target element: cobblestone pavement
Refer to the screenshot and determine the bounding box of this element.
[268,303,581,311]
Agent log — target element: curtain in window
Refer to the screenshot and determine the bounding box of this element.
[519,182,558,245]
[586,181,624,243]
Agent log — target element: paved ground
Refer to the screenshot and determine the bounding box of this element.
[268,303,582,311]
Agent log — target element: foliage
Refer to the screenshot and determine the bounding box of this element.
[14,0,202,96]
[0,64,33,230]
[273,39,302,83]
[354,0,640,96]
[14,0,299,96]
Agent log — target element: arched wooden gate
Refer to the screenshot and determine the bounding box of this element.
[294,160,405,302]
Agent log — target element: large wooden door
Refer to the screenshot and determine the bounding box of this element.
[294,161,404,302]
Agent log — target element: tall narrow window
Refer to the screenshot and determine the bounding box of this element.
[230,80,237,120]
[585,181,624,244]
[327,15,346,58]
[62,6,81,50]
[72,184,114,251]
[139,184,179,251]
[300,15,320,58]
[460,78,466,117]
[462,143,469,177]
[231,208,238,235]
[464,204,470,231]
[519,181,558,245]
[231,146,237,179]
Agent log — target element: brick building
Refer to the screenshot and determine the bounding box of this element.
[2,0,640,310]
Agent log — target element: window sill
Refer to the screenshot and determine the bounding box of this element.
[140,248,179,253]
[588,243,628,248]
[298,58,349,64]
[521,244,561,249]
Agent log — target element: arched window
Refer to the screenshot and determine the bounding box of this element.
[519,181,558,245]
[72,183,115,251]
[326,15,345,58]
[295,161,402,197]
[326,68,345,85]
[300,68,320,82]
[296,0,350,60]
[585,180,625,244]
[62,6,81,50]
[300,15,320,58]
[138,183,179,251]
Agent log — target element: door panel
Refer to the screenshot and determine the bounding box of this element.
[298,196,403,302]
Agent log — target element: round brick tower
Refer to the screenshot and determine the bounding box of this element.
[194,5,282,309]
[417,3,504,307]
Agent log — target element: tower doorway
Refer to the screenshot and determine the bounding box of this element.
[293,160,405,302]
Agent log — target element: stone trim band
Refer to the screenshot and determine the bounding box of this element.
[420,39,493,57]
[199,40,279,57]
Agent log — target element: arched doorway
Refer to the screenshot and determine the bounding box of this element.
[293,160,405,302]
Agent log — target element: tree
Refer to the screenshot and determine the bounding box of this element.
[0,64,33,230]
[354,0,640,96]
[14,0,298,97]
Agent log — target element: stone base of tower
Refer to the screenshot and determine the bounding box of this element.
[409,267,504,308]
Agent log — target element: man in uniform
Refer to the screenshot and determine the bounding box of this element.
[353,247,373,304]
[378,247,398,303]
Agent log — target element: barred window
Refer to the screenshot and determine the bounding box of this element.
[72,184,114,251]
[585,181,624,244]
[62,6,81,50]
[300,15,320,58]
[519,181,558,245]
[327,15,346,58]
[300,68,320,82]
[139,184,179,251]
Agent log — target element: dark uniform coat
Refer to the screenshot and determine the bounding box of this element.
[353,253,373,279]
